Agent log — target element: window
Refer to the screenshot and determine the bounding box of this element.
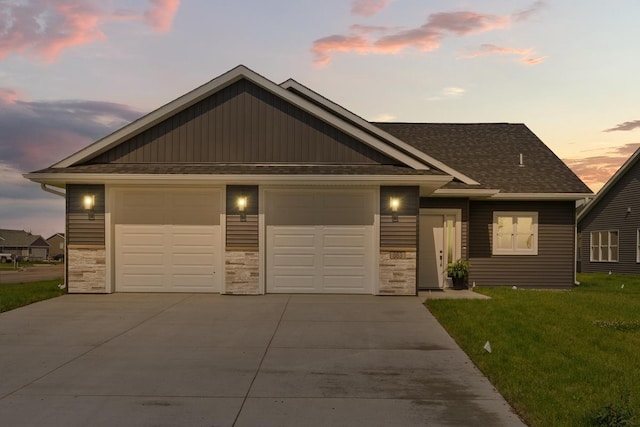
[590,230,618,262]
[493,212,538,255]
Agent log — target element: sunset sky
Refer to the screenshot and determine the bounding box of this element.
[1,0,639,239]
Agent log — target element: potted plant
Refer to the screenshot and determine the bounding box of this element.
[447,258,470,290]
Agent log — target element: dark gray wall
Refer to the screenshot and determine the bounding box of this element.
[380,186,419,250]
[86,79,399,166]
[226,185,258,250]
[468,201,576,288]
[67,184,105,245]
[579,159,640,273]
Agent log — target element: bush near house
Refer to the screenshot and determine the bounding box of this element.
[426,273,640,427]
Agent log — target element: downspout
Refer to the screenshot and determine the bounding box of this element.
[40,184,67,290]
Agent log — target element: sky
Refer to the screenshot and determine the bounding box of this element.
[1,0,639,239]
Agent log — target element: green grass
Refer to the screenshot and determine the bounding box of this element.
[0,280,66,313]
[426,273,640,426]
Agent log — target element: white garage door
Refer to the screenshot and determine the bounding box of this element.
[114,189,222,292]
[266,190,375,294]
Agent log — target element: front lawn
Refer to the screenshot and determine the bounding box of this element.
[0,280,66,313]
[426,273,640,426]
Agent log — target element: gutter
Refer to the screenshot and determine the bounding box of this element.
[40,184,66,197]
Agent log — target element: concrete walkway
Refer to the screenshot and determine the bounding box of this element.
[0,294,524,426]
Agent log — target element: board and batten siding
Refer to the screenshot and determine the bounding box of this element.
[421,197,469,259]
[66,184,105,246]
[579,159,640,274]
[468,201,576,288]
[380,186,419,250]
[85,79,399,166]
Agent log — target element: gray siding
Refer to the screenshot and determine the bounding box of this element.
[226,186,258,250]
[86,79,399,166]
[579,159,640,274]
[380,186,419,249]
[67,184,105,246]
[421,198,469,259]
[468,201,576,289]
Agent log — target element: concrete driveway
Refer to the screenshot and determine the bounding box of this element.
[0,294,524,426]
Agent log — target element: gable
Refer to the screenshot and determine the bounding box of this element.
[83,79,400,166]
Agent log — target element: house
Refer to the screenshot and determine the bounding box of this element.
[0,229,49,261]
[24,65,592,294]
[46,233,65,259]
[578,146,640,273]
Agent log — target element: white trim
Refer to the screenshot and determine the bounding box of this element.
[489,193,594,201]
[281,79,480,185]
[258,186,266,295]
[53,66,430,171]
[105,185,113,293]
[24,172,452,187]
[431,188,500,198]
[589,229,619,263]
[492,211,539,256]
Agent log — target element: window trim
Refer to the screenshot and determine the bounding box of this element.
[637,229,640,263]
[492,211,538,256]
[590,230,619,263]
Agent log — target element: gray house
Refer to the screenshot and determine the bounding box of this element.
[578,146,640,273]
[0,229,49,261]
[25,65,591,294]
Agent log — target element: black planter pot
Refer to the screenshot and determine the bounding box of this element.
[451,276,466,290]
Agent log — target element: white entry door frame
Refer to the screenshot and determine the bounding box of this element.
[419,208,462,289]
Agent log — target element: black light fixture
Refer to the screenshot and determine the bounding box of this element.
[390,197,400,222]
[237,196,248,221]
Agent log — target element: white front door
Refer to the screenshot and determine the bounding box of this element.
[419,211,460,289]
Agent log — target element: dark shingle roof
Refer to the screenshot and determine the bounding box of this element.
[0,229,48,248]
[30,163,445,176]
[374,123,592,194]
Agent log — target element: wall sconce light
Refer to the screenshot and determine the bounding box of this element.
[237,196,248,221]
[390,197,400,222]
[83,195,95,210]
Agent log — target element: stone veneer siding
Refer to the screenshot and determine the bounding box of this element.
[68,247,107,293]
[379,251,416,295]
[224,251,260,294]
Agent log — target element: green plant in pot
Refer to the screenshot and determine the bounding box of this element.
[447,258,470,290]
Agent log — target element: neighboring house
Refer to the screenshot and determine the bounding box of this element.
[0,229,49,261]
[578,146,640,273]
[46,233,65,259]
[24,65,592,295]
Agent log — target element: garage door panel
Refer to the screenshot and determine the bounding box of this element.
[267,190,374,294]
[115,189,222,293]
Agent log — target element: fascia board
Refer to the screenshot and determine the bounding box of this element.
[490,192,594,201]
[54,66,428,171]
[281,79,480,185]
[24,172,453,187]
[431,188,501,198]
[577,147,640,222]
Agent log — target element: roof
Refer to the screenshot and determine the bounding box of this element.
[577,145,640,221]
[375,123,592,194]
[0,229,48,248]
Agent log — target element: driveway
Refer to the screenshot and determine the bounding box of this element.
[0,294,524,426]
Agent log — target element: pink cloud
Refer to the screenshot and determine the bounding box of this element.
[563,143,640,191]
[0,0,181,62]
[312,3,543,65]
[604,120,640,132]
[0,88,22,104]
[144,0,181,32]
[462,43,547,65]
[351,0,393,17]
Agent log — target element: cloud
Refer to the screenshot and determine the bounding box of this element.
[513,0,546,22]
[370,113,396,122]
[351,0,393,17]
[462,43,547,65]
[0,89,143,172]
[427,86,466,101]
[312,2,544,65]
[144,0,181,32]
[563,143,640,192]
[604,120,640,132]
[0,0,181,62]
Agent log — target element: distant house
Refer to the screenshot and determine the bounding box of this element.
[46,233,65,259]
[578,146,640,273]
[25,65,592,294]
[0,229,49,261]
